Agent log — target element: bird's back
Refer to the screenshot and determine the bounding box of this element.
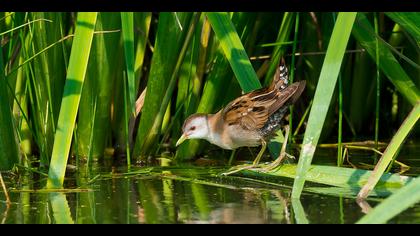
[220,58,305,145]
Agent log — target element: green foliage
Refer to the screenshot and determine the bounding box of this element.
[47,12,98,188]
[357,102,420,199]
[77,12,122,160]
[352,13,420,106]
[121,12,136,116]
[206,12,261,92]
[0,44,20,170]
[357,175,420,224]
[292,12,357,199]
[0,12,419,222]
[385,12,420,47]
[132,13,194,159]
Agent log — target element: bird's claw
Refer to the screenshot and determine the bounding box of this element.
[220,163,259,176]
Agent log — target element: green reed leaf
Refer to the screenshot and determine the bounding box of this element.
[357,175,420,224]
[291,12,357,199]
[121,12,136,116]
[46,12,97,189]
[352,13,420,105]
[357,102,420,199]
[206,12,261,92]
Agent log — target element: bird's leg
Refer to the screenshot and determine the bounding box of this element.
[253,139,267,166]
[262,125,292,172]
[228,149,237,166]
[221,140,267,176]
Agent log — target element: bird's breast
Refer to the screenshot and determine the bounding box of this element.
[207,110,261,149]
[225,124,261,148]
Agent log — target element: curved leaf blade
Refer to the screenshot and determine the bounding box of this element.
[385,12,420,45]
[357,175,420,224]
[206,12,261,92]
[352,13,420,105]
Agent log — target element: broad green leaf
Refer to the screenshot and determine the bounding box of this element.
[46,12,98,189]
[206,12,261,92]
[242,164,412,190]
[292,12,357,199]
[134,12,152,83]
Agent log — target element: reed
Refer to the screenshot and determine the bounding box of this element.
[121,12,136,117]
[77,12,122,161]
[292,12,357,199]
[357,102,420,199]
[0,12,419,223]
[357,175,420,224]
[46,12,97,188]
[352,13,420,106]
[206,12,261,92]
[132,12,194,160]
[0,42,20,170]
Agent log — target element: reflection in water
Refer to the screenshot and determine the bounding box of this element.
[1,163,420,224]
[49,193,74,224]
[1,202,8,224]
[291,198,308,224]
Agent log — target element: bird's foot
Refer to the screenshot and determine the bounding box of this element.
[220,163,262,176]
[220,152,294,176]
[221,140,267,176]
[257,124,293,173]
[259,152,295,172]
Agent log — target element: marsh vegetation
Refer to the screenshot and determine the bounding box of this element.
[0,12,419,223]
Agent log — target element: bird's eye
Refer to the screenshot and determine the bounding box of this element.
[190,126,196,131]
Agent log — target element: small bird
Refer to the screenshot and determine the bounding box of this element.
[176,58,306,172]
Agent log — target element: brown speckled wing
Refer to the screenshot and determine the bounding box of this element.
[222,85,281,131]
[267,81,305,115]
[222,88,270,130]
[222,81,305,131]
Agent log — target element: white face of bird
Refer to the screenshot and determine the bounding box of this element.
[176,114,209,146]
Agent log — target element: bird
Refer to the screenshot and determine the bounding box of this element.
[176,58,306,174]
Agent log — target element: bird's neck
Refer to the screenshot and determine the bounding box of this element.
[205,110,231,148]
[207,111,223,135]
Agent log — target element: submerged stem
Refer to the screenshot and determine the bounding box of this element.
[0,172,11,206]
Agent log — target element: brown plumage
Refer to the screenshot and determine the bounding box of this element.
[176,58,306,153]
[223,80,305,131]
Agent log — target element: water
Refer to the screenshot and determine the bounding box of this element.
[1,144,419,224]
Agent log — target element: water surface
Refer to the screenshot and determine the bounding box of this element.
[1,144,419,224]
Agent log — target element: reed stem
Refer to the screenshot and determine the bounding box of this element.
[0,172,11,206]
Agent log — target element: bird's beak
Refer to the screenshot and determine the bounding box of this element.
[176,134,188,147]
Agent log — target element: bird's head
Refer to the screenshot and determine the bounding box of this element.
[176,114,210,146]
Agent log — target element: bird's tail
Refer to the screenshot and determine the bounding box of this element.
[269,57,289,91]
